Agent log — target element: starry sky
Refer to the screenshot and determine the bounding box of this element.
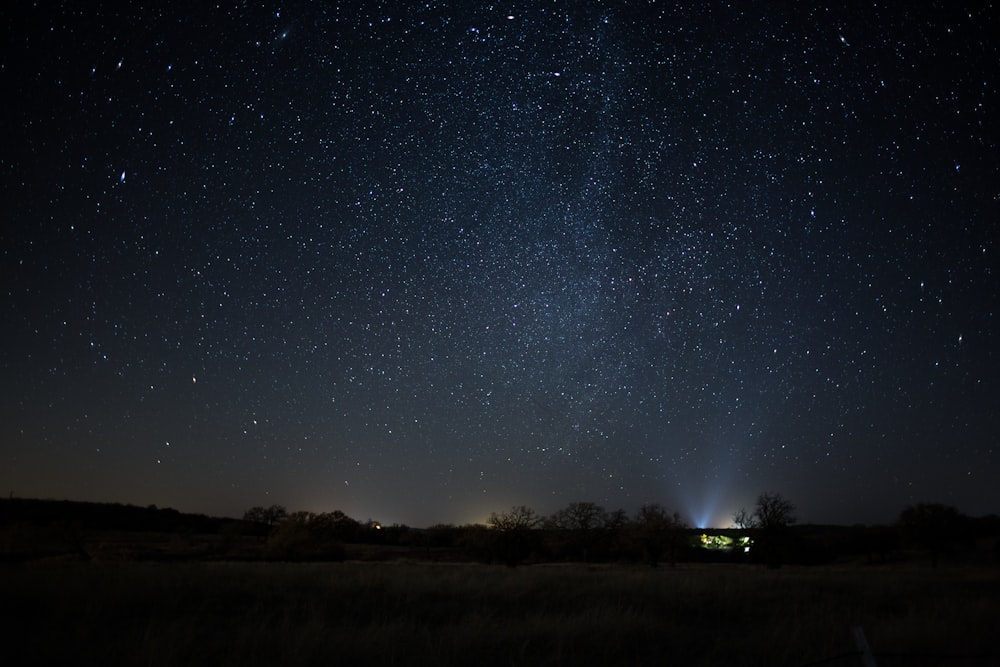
[2,1,997,528]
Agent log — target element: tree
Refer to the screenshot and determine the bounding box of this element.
[732,507,754,531]
[546,501,617,562]
[488,505,542,532]
[547,501,608,531]
[756,492,796,530]
[734,492,796,568]
[242,505,288,541]
[630,503,688,567]
[243,504,288,527]
[487,505,542,566]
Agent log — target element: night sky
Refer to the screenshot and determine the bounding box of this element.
[3,2,997,528]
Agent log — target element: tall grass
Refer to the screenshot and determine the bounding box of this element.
[1,561,996,666]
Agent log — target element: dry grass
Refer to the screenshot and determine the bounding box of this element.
[1,560,996,666]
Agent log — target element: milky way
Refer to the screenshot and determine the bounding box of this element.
[2,2,997,526]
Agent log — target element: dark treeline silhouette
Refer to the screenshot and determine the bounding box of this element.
[0,497,240,562]
[0,497,225,533]
[2,495,998,566]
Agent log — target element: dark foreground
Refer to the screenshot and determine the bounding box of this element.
[1,561,997,667]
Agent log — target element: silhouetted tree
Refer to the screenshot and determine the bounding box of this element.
[630,503,688,567]
[243,504,288,527]
[547,501,607,531]
[241,505,288,542]
[323,510,363,541]
[546,501,615,561]
[735,492,796,568]
[487,505,542,566]
[733,507,754,531]
[488,505,541,531]
[754,492,796,531]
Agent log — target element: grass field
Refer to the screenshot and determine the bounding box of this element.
[1,560,997,666]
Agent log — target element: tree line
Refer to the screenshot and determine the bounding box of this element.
[241,500,690,567]
[1,494,992,565]
[240,493,998,568]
